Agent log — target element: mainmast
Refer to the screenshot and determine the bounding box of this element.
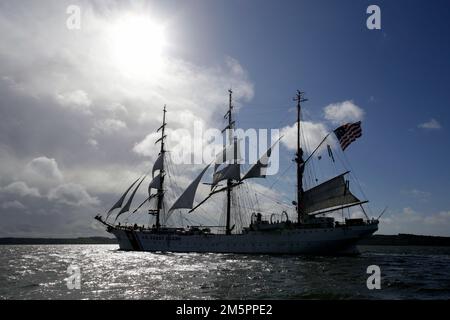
[155,105,167,229]
[294,90,307,224]
[225,89,234,235]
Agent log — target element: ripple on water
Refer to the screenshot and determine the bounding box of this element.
[0,244,449,299]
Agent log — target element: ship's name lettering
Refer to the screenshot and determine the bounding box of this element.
[148,236,181,241]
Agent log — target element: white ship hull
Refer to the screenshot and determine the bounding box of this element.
[109,223,378,255]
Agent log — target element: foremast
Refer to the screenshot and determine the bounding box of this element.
[100,106,168,227]
[153,105,167,230]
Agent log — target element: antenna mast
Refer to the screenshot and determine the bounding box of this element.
[294,90,307,224]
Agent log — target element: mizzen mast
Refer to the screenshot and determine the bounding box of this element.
[294,90,307,224]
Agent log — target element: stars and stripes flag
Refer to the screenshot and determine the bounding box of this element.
[333,121,362,151]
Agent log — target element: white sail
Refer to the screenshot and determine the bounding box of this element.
[241,138,280,180]
[107,176,141,214]
[115,176,146,220]
[169,164,211,211]
[302,173,360,214]
[152,154,164,177]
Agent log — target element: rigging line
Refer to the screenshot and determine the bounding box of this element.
[274,110,297,130]
[338,151,368,200]
[192,199,221,224]
[233,189,243,232]
[252,188,293,208]
[237,109,293,115]
[237,108,293,133]
[240,103,295,109]
[240,183,252,215]
[241,184,254,225]
[301,125,318,188]
[268,161,295,190]
[234,203,283,212]
[247,183,259,212]
[303,133,331,166]
[335,150,374,217]
[195,211,219,226]
[257,176,295,204]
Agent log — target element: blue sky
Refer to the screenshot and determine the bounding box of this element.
[0,0,449,236]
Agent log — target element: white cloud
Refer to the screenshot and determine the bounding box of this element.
[280,121,329,153]
[1,200,26,210]
[55,90,92,115]
[5,156,100,209]
[0,2,254,134]
[418,118,441,130]
[92,118,127,135]
[87,138,98,148]
[380,207,450,236]
[324,100,365,124]
[226,56,246,77]
[48,183,100,207]
[23,156,63,189]
[401,189,431,202]
[2,181,40,197]
[424,211,450,225]
[132,132,161,158]
[64,163,149,196]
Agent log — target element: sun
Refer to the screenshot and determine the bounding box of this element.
[108,15,166,76]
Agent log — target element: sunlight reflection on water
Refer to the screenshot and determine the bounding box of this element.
[0,244,449,299]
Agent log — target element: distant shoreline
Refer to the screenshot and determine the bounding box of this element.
[359,234,450,246]
[0,233,450,246]
[0,237,117,245]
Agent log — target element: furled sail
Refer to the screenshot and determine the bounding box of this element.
[169,164,211,211]
[152,154,164,177]
[302,172,360,214]
[241,138,279,180]
[115,176,146,221]
[107,176,141,215]
[212,163,240,186]
[148,173,162,193]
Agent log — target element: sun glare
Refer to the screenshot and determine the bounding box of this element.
[108,15,166,76]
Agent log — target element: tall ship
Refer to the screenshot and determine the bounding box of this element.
[95,90,379,255]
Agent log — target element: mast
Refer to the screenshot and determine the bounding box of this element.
[294,90,307,224]
[155,105,167,229]
[225,89,234,235]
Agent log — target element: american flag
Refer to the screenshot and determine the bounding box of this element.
[333,121,362,151]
